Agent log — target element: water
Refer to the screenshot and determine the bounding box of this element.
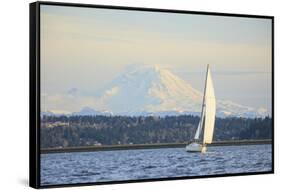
[41,145,272,185]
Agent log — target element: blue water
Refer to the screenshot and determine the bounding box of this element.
[41,145,272,185]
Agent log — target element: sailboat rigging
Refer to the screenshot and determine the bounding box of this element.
[186,65,216,153]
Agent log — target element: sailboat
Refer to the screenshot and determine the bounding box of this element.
[186,65,216,153]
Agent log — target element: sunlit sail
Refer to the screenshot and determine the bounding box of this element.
[186,65,216,153]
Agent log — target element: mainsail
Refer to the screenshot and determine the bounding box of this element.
[194,65,216,144]
[203,67,216,144]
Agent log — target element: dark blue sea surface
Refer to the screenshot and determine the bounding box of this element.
[40,145,272,185]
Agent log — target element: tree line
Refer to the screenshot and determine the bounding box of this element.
[40,115,272,148]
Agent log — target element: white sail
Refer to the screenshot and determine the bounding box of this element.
[194,107,205,140]
[186,65,216,152]
[203,67,216,144]
[194,120,201,140]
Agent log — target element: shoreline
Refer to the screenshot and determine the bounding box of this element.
[41,139,272,154]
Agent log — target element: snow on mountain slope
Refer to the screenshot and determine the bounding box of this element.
[42,64,269,118]
[96,64,268,118]
[98,64,202,115]
[72,107,112,116]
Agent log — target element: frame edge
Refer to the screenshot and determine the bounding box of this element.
[29,1,40,189]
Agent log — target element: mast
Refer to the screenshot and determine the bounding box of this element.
[194,64,209,142]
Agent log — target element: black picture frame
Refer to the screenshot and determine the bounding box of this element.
[29,1,274,189]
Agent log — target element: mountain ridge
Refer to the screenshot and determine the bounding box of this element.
[42,64,269,118]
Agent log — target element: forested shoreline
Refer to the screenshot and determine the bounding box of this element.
[41,115,272,148]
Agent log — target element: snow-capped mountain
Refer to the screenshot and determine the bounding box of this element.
[95,64,268,118]
[42,64,269,118]
[72,107,112,116]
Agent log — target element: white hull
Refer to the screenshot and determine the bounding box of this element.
[185,142,207,153]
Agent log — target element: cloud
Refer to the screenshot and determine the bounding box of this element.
[104,86,119,96]
[41,93,106,113]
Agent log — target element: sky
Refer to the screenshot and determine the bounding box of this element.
[40,5,272,114]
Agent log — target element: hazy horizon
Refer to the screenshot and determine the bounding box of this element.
[40,5,272,115]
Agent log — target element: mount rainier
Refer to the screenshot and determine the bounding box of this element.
[78,65,268,117]
[44,64,269,118]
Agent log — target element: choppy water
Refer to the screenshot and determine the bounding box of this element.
[41,144,272,185]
